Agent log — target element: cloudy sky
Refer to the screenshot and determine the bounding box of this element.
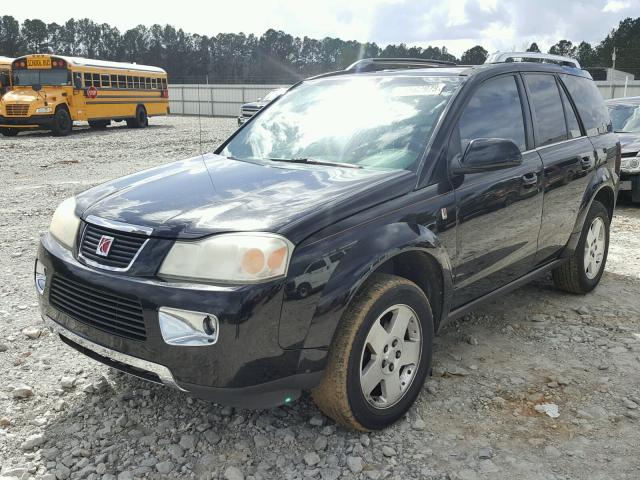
[3,0,638,56]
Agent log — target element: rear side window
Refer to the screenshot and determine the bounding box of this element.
[561,75,611,136]
[559,85,582,139]
[458,75,526,152]
[524,74,567,147]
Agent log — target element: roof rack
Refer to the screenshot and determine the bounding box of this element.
[346,57,457,73]
[485,52,581,69]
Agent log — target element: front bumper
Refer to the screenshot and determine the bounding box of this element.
[619,171,639,191]
[37,233,323,408]
[0,114,54,129]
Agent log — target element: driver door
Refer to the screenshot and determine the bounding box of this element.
[450,74,544,308]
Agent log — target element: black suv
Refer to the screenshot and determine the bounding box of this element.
[36,53,619,431]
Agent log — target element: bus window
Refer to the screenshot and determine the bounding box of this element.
[151,78,156,89]
[162,78,167,89]
[132,77,138,88]
[84,73,92,86]
[110,74,117,87]
[101,74,110,87]
[127,76,133,88]
[145,78,151,89]
[92,73,100,87]
[118,75,125,88]
[73,72,83,89]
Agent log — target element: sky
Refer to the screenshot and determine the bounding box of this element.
[2,0,639,57]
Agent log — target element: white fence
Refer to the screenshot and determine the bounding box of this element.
[168,84,289,117]
[168,80,640,118]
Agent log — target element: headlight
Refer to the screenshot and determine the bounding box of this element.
[159,233,294,283]
[621,156,640,173]
[49,197,81,249]
[35,107,53,114]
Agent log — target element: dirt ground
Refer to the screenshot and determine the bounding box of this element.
[0,116,638,480]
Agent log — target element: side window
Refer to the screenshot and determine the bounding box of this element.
[83,73,92,86]
[524,74,567,147]
[118,75,125,88]
[92,73,100,87]
[558,84,582,139]
[101,74,110,88]
[146,77,151,89]
[561,74,611,136]
[458,75,527,152]
[127,76,133,88]
[308,260,326,273]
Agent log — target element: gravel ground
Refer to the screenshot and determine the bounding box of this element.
[1,116,639,480]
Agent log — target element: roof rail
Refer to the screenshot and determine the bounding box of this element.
[485,52,581,69]
[346,57,457,73]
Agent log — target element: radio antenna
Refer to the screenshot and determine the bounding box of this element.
[197,81,203,156]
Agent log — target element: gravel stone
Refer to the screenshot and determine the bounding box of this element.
[155,460,174,474]
[304,451,321,466]
[224,466,244,480]
[11,385,34,399]
[381,445,396,457]
[346,456,363,473]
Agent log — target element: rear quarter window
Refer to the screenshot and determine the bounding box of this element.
[524,73,567,147]
[561,75,611,136]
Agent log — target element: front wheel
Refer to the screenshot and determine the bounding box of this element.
[0,128,19,137]
[553,200,610,294]
[51,108,72,136]
[312,274,434,430]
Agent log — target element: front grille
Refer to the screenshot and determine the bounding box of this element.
[50,275,147,341]
[80,223,147,270]
[6,104,29,116]
[241,108,260,117]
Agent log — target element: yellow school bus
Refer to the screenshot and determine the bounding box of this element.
[0,56,13,97]
[0,54,169,137]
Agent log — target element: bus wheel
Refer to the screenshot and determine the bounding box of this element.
[0,128,19,137]
[51,108,73,137]
[127,106,148,128]
[89,120,110,129]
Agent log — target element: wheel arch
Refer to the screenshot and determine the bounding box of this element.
[281,222,454,352]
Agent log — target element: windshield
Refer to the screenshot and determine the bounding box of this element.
[608,105,640,133]
[12,69,69,87]
[222,75,460,171]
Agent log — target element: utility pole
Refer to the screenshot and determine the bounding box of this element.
[610,47,616,99]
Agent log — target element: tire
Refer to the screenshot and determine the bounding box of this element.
[631,178,640,204]
[297,283,311,298]
[312,273,434,431]
[0,128,19,137]
[552,200,610,294]
[89,120,110,129]
[126,106,148,128]
[51,108,72,136]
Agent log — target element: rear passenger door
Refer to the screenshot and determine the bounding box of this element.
[450,74,545,308]
[522,73,597,264]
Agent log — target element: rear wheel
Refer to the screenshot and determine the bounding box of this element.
[51,108,72,136]
[0,128,19,137]
[88,120,110,129]
[312,274,434,430]
[126,106,148,128]
[552,200,610,294]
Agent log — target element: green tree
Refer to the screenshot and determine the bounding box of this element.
[22,18,48,52]
[548,39,577,58]
[461,45,488,65]
[526,42,541,53]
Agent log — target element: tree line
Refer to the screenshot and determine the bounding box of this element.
[0,15,639,83]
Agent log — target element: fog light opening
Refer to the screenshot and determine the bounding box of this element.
[158,307,219,347]
[35,260,47,295]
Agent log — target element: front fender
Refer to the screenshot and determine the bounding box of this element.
[278,220,453,352]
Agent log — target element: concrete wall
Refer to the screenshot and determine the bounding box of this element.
[168,81,640,118]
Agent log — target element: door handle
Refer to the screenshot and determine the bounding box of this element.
[521,172,538,187]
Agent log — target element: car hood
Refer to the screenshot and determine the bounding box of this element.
[241,101,266,109]
[617,132,640,155]
[76,154,413,242]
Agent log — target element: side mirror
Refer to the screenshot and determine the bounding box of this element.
[452,138,522,175]
[32,83,42,92]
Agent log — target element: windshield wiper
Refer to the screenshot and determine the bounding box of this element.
[269,157,363,169]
